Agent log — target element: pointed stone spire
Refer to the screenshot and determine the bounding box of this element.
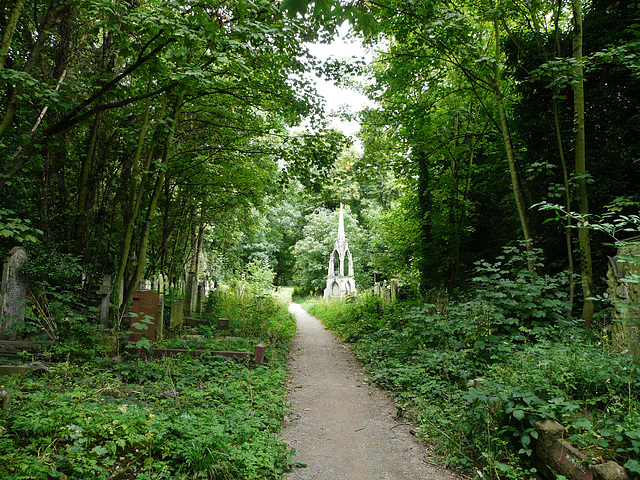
[324,203,357,299]
[337,203,345,246]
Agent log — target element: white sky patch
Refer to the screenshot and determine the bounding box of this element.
[304,23,376,139]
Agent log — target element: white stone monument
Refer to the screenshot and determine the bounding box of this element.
[324,204,357,299]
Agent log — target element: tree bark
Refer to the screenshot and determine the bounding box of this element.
[114,89,157,312]
[572,0,594,327]
[490,18,534,269]
[0,0,26,71]
[121,91,184,315]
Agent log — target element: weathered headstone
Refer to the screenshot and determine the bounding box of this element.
[196,282,206,314]
[391,279,398,302]
[185,272,197,316]
[607,238,640,363]
[156,273,165,341]
[0,247,28,340]
[382,280,391,303]
[254,343,265,364]
[98,274,112,328]
[218,317,229,331]
[129,290,159,342]
[170,298,184,330]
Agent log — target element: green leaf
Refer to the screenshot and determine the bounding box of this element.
[281,0,309,17]
[572,418,592,430]
[512,409,525,421]
[624,459,640,474]
[92,445,108,456]
[313,0,332,17]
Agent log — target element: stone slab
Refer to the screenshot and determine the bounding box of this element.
[129,290,159,342]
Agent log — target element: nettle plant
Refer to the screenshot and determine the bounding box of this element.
[452,243,571,362]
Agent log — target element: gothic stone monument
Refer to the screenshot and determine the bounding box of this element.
[324,204,357,299]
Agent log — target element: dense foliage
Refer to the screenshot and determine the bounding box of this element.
[0,0,345,323]
[0,288,296,480]
[2,0,640,478]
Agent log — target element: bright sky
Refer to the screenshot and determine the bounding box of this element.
[304,24,375,138]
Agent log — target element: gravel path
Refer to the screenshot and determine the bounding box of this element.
[281,303,459,480]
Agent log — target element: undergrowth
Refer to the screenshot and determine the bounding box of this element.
[0,288,296,480]
[303,246,640,480]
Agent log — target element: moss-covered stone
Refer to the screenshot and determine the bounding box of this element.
[607,238,640,364]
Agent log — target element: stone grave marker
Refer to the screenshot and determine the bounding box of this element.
[156,274,165,341]
[0,247,28,340]
[196,282,206,314]
[98,274,112,328]
[129,290,159,342]
[170,298,184,330]
[391,280,398,302]
[185,272,197,316]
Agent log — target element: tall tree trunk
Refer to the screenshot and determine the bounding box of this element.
[447,114,461,293]
[115,91,163,312]
[490,17,534,269]
[415,145,432,294]
[75,112,100,249]
[0,0,26,71]
[551,0,575,320]
[121,91,184,315]
[572,0,594,327]
[530,0,576,318]
[158,180,175,274]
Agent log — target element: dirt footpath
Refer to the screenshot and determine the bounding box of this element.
[281,303,459,480]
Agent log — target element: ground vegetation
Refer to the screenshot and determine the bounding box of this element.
[0,286,295,479]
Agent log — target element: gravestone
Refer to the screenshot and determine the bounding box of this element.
[391,280,398,302]
[156,274,165,341]
[98,274,112,328]
[382,280,390,303]
[170,298,184,330]
[129,290,159,342]
[0,247,28,340]
[185,272,197,316]
[607,238,640,363]
[196,282,206,314]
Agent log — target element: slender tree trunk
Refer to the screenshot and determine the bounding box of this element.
[115,91,165,312]
[490,18,534,269]
[549,0,576,320]
[159,180,174,273]
[572,0,594,327]
[447,115,460,293]
[75,113,100,246]
[0,0,67,142]
[121,91,183,314]
[0,0,26,71]
[193,215,205,279]
[415,145,432,294]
